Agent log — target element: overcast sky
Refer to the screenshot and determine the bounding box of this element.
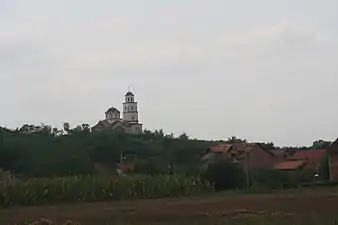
[1,0,338,146]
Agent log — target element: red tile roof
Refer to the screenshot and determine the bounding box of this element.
[209,143,275,157]
[274,160,307,170]
[290,150,327,165]
[210,144,232,153]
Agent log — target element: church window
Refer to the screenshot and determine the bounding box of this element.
[132,116,135,120]
[131,106,134,110]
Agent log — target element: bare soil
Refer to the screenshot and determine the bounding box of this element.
[2,191,338,224]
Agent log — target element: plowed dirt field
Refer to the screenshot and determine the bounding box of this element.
[2,191,338,224]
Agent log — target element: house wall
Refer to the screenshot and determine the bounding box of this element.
[330,154,338,181]
[248,145,275,169]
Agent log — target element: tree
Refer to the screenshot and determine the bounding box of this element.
[7,122,334,179]
[319,155,330,181]
[165,133,175,139]
[63,122,70,133]
[226,136,246,144]
[40,124,52,134]
[134,160,165,175]
[312,140,332,150]
[81,123,90,132]
[178,132,189,140]
[259,142,278,150]
[154,129,165,138]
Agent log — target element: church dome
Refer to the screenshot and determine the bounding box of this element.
[106,107,120,114]
[125,91,134,96]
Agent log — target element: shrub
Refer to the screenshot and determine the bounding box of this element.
[319,155,330,181]
[133,160,166,175]
[251,169,315,189]
[201,161,245,191]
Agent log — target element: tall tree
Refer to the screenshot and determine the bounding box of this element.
[312,140,332,150]
[178,132,189,140]
[226,136,246,144]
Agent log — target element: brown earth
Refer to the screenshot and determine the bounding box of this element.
[1,191,338,225]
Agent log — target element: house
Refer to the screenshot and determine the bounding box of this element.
[273,149,327,173]
[327,139,338,181]
[292,150,327,170]
[201,142,276,171]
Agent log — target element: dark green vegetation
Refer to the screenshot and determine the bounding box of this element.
[0,175,212,207]
[0,124,336,224]
[0,124,212,177]
[0,124,331,178]
[0,124,334,211]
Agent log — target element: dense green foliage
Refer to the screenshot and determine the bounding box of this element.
[0,175,213,207]
[0,125,211,177]
[0,124,332,178]
[319,155,330,181]
[201,161,246,191]
[251,169,315,189]
[0,124,334,198]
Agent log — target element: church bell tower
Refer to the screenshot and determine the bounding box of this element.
[123,90,139,123]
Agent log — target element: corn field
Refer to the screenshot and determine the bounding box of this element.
[0,175,213,207]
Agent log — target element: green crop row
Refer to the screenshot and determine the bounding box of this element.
[0,175,213,207]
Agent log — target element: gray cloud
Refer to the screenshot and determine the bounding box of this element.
[1,0,338,146]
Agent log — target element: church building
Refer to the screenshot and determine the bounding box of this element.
[92,91,143,134]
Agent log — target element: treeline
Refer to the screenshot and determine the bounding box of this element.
[0,123,333,178]
[0,124,212,177]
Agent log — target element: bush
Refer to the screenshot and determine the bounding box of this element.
[319,155,330,181]
[201,161,245,191]
[251,169,315,189]
[134,160,166,175]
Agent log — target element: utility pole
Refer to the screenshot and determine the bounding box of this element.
[120,152,126,164]
[244,153,250,188]
[164,136,174,175]
[169,157,173,175]
[0,128,3,147]
[328,154,332,182]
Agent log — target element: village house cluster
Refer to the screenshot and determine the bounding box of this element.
[201,139,338,182]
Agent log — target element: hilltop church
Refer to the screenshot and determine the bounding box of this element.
[92,91,143,134]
